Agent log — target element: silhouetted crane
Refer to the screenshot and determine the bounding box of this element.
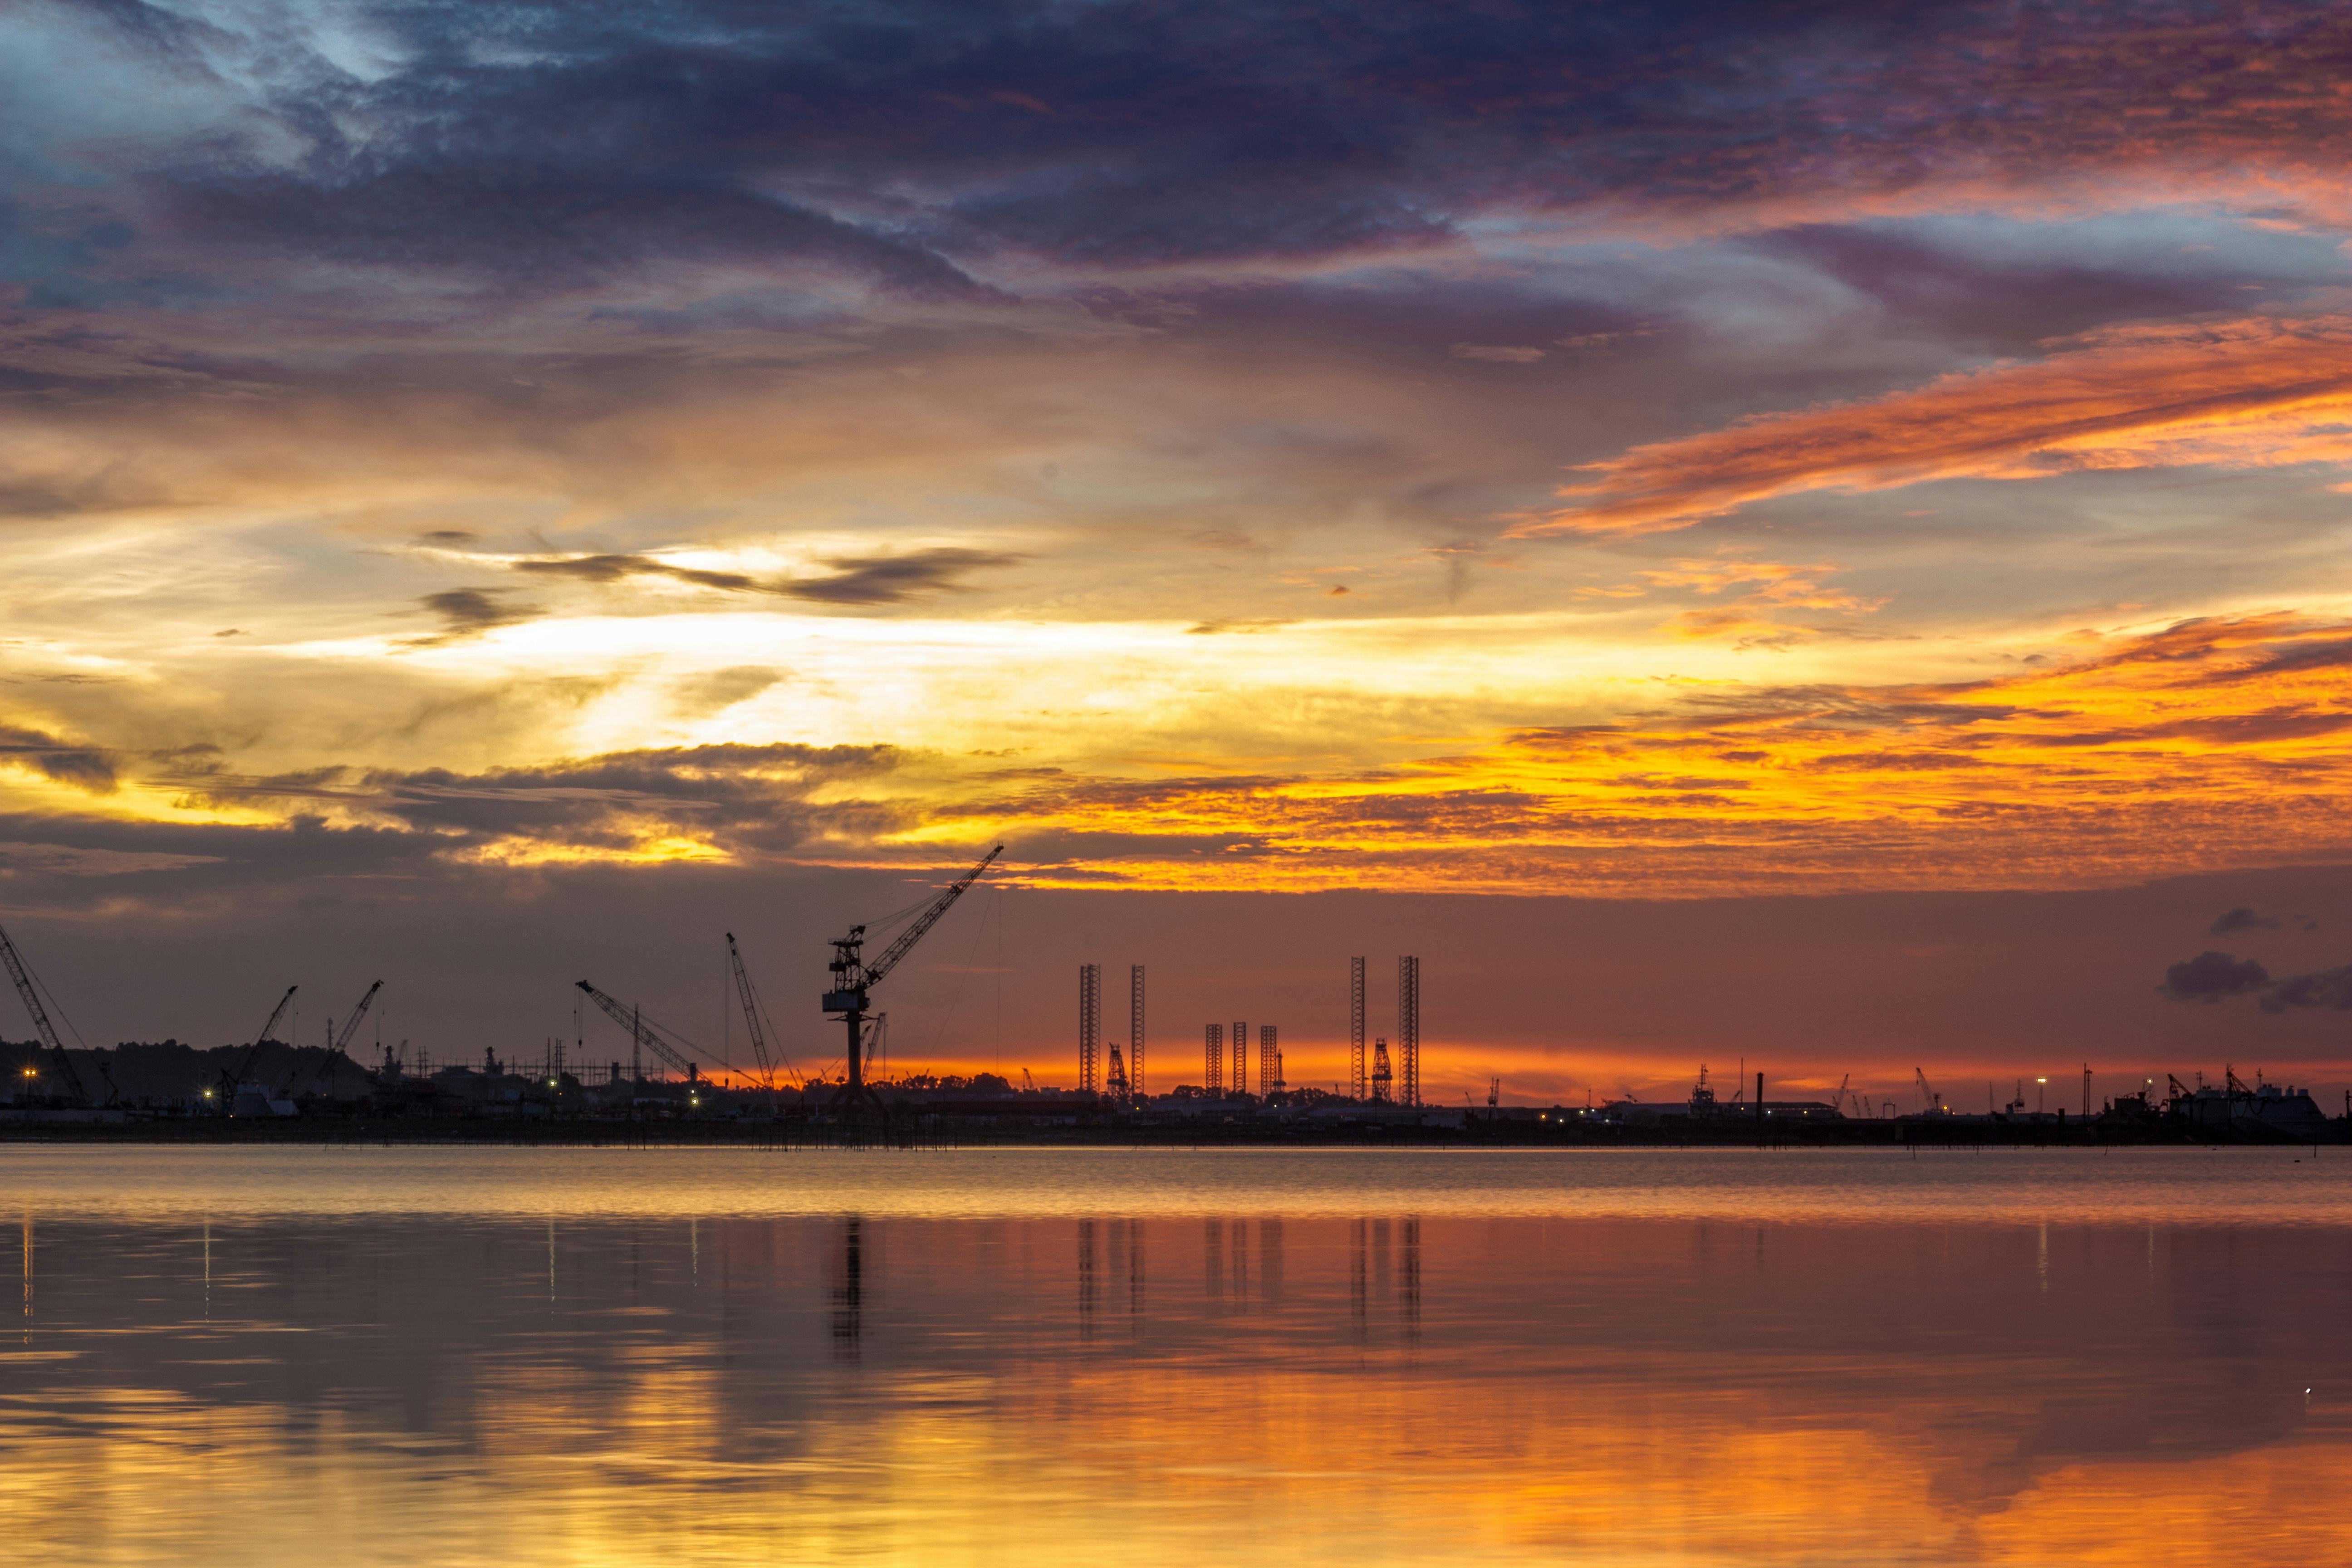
[273,979,383,1098]
[332,981,384,1057]
[0,922,90,1107]
[727,934,802,1090]
[220,985,298,1111]
[822,846,1003,1106]
[575,980,715,1083]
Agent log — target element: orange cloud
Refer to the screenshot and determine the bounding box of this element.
[968,612,2352,895]
[1511,317,2352,537]
[1636,558,1873,612]
[16,610,2352,902]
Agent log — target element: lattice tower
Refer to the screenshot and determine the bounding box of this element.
[1130,965,1146,1102]
[1349,956,1366,1102]
[1397,955,1420,1108]
[1078,964,1100,1094]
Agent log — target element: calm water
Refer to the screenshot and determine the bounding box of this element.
[4,1147,2348,1565]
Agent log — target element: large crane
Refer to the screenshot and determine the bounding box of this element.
[822,846,1003,1105]
[576,987,706,1086]
[332,981,384,1057]
[0,921,90,1107]
[272,979,384,1098]
[727,934,800,1090]
[220,985,298,1109]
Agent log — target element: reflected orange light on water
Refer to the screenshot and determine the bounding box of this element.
[0,1151,2343,1566]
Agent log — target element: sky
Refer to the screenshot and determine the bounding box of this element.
[7,0,2352,1103]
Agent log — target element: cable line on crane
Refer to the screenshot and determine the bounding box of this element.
[822,846,1003,1108]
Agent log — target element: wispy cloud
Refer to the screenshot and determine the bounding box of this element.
[512,554,763,593]
[399,588,545,648]
[784,549,1025,605]
[0,726,116,795]
[1514,317,2352,536]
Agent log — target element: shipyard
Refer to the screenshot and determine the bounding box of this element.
[3,856,2338,1147]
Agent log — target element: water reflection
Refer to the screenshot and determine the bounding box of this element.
[830,1216,862,1362]
[0,1152,2347,1565]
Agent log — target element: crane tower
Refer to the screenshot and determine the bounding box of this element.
[822,846,1002,1107]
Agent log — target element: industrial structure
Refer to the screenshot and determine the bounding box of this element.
[823,845,1002,1106]
[1348,957,1366,1103]
[726,933,793,1092]
[1078,963,1101,1095]
[20,912,2352,1145]
[7,882,1460,1127]
[1077,962,1152,1104]
[1129,965,1146,1102]
[1337,953,1419,1107]
[1397,956,1420,1108]
[1,922,94,1108]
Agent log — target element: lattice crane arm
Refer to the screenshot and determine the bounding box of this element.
[233,985,299,1083]
[574,980,699,1078]
[858,845,1003,990]
[0,921,88,1105]
[725,935,776,1088]
[331,981,384,1055]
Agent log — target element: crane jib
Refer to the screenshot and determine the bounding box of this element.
[820,845,1001,1102]
[235,986,299,1083]
[574,980,729,1080]
[331,981,384,1056]
[725,934,778,1088]
[834,845,1004,999]
[0,921,90,1107]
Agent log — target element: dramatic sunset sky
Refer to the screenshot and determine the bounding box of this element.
[8,0,2352,1102]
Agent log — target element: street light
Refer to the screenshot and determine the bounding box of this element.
[2036,1076,2048,1115]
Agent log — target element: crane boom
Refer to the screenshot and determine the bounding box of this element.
[864,846,1004,990]
[575,981,701,1079]
[821,845,1003,1104]
[0,921,89,1105]
[235,986,299,1081]
[726,935,789,1089]
[331,981,384,1055]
